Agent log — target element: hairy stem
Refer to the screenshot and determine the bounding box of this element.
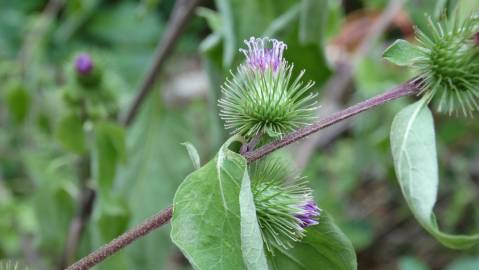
[244,79,421,162]
[66,79,422,270]
[65,207,173,270]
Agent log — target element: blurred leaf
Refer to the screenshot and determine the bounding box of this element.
[399,256,430,270]
[84,2,162,46]
[181,142,201,170]
[390,100,479,249]
[446,257,479,270]
[25,151,76,263]
[54,0,101,43]
[282,25,331,83]
[271,212,357,270]
[115,94,193,269]
[262,4,300,37]
[0,7,27,57]
[93,121,126,197]
[55,113,86,154]
[5,83,31,124]
[299,0,328,45]
[171,149,247,270]
[197,7,222,34]
[383,39,422,66]
[239,165,268,270]
[214,0,236,67]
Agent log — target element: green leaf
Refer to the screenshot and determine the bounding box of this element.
[446,257,479,270]
[115,94,195,269]
[93,121,126,196]
[55,113,85,154]
[383,39,423,66]
[25,151,76,260]
[299,0,328,45]
[181,142,201,170]
[390,100,479,249]
[171,149,247,270]
[239,167,268,270]
[271,212,357,270]
[215,0,236,67]
[5,83,31,124]
[399,256,430,270]
[197,7,222,34]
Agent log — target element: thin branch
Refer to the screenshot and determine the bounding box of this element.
[66,78,421,270]
[65,207,173,270]
[122,0,202,126]
[243,79,421,163]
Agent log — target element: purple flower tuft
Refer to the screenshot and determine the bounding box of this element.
[239,37,287,72]
[296,200,320,228]
[75,53,93,75]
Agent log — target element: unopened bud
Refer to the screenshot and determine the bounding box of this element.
[75,53,93,75]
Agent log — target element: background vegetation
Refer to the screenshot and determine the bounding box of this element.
[1,0,479,269]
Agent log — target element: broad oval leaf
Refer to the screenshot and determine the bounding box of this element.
[383,39,423,66]
[270,212,357,270]
[171,148,248,270]
[239,168,268,270]
[390,100,479,249]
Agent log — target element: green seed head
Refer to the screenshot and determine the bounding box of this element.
[414,14,479,116]
[250,157,320,253]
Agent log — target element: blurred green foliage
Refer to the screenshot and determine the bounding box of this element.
[1,0,479,269]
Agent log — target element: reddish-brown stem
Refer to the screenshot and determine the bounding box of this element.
[65,207,173,270]
[243,79,421,162]
[122,0,202,126]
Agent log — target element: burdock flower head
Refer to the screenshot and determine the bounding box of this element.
[219,37,318,138]
[411,14,479,116]
[75,53,93,75]
[250,157,320,252]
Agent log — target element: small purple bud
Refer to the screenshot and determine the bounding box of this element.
[296,200,320,228]
[239,37,287,72]
[75,53,93,75]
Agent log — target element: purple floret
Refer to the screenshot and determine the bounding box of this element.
[240,37,287,72]
[75,53,93,75]
[296,200,320,228]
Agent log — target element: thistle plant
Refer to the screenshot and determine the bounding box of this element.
[217,36,321,253]
[219,37,318,138]
[67,6,479,270]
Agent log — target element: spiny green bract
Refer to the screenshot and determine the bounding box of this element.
[218,37,318,138]
[250,157,320,253]
[413,14,479,116]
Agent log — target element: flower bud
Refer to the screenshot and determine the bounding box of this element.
[73,52,102,88]
[75,53,93,75]
[219,37,318,138]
